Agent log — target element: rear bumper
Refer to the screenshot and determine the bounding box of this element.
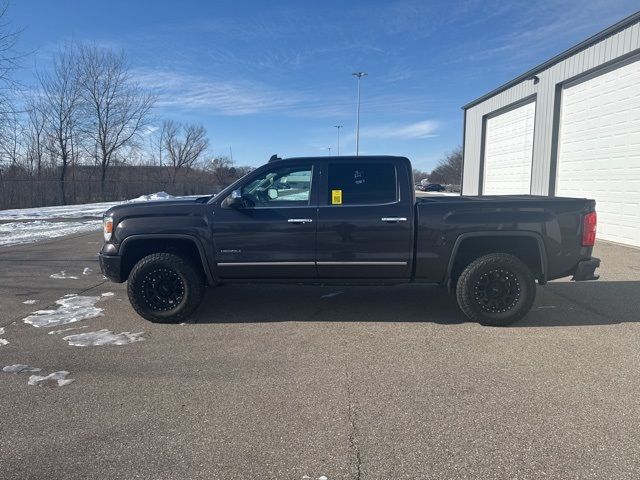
[572,257,600,281]
[99,253,125,283]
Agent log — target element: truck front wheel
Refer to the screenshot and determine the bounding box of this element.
[456,253,536,326]
[127,253,204,323]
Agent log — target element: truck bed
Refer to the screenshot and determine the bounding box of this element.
[416,194,593,204]
[414,195,595,284]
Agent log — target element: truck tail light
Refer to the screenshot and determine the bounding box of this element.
[582,212,597,246]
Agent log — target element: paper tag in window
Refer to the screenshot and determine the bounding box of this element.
[331,189,342,205]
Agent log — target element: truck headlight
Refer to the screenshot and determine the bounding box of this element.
[103,216,113,242]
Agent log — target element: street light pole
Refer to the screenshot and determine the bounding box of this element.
[334,125,343,156]
[352,72,367,156]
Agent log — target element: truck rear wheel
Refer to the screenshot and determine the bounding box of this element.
[127,253,204,323]
[456,253,536,326]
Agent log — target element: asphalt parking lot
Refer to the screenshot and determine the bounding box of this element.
[1,232,640,479]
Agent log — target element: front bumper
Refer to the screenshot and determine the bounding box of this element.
[572,257,600,281]
[99,253,124,283]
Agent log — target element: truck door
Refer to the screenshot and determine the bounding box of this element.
[211,161,318,279]
[316,159,413,278]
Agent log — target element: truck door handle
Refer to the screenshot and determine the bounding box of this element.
[381,217,408,223]
[287,218,313,224]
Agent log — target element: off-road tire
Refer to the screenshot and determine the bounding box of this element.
[127,253,204,323]
[456,253,536,326]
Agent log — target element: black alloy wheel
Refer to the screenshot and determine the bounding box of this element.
[473,268,521,314]
[141,267,186,312]
[127,252,205,323]
[456,253,536,326]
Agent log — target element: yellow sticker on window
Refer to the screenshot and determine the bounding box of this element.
[331,189,343,205]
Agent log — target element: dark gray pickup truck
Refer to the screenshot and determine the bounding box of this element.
[99,155,600,326]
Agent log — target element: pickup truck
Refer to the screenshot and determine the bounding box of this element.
[99,155,600,326]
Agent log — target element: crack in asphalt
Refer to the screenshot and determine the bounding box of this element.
[308,294,363,480]
[346,369,363,480]
[342,324,362,480]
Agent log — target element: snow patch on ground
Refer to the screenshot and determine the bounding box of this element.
[0,201,119,221]
[101,292,115,297]
[50,270,79,279]
[0,192,198,223]
[321,291,344,299]
[23,295,103,328]
[127,191,174,202]
[3,364,41,374]
[63,329,144,346]
[0,339,8,347]
[82,267,93,275]
[0,192,205,248]
[28,371,74,387]
[0,327,4,335]
[48,325,89,335]
[22,299,38,304]
[0,220,101,247]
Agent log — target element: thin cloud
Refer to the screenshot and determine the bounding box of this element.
[337,120,439,148]
[360,120,439,140]
[133,69,304,116]
[133,68,438,119]
[452,0,639,64]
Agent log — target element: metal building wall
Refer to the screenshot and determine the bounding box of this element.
[462,16,640,196]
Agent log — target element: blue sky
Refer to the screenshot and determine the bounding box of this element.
[8,0,639,170]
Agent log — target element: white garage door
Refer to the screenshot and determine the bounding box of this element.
[557,57,640,247]
[483,101,536,195]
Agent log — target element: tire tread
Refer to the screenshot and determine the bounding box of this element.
[456,253,536,326]
[127,252,204,323]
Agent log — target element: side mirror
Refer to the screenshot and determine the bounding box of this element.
[227,189,244,209]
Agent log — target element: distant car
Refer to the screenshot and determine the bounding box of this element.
[423,183,446,192]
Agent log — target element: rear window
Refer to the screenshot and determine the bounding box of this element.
[327,163,397,205]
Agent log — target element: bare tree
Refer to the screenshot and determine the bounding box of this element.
[76,44,154,196]
[0,1,21,174]
[149,121,167,168]
[38,46,82,204]
[24,96,47,176]
[429,147,462,186]
[207,158,252,191]
[0,108,21,165]
[0,109,24,206]
[0,1,20,110]
[163,120,209,184]
[210,155,234,187]
[412,168,429,184]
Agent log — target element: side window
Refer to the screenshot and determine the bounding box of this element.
[327,163,397,205]
[228,165,312,208]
